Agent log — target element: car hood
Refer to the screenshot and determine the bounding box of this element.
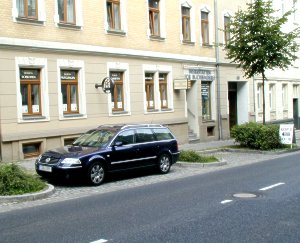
[44,146,103,158]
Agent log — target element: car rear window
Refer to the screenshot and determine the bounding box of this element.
[153,128,174,140]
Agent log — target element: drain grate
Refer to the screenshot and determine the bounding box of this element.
[233,193,258,198]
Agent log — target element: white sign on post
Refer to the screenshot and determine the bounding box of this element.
[279,124,294,145]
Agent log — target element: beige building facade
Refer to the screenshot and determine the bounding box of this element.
[0,0,250,161]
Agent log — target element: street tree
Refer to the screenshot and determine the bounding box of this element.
[225,0,300,124]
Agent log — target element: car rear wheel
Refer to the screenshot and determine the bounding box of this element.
[158,153,171,174]
[88,162,105,186]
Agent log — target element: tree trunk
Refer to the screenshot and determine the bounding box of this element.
[262,71,266,125]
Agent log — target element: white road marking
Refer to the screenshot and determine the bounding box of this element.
[90,239,108,243]
[221,200,233,204]
[259,182,285,191]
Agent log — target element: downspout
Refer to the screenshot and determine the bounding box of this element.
[214,0,223,139]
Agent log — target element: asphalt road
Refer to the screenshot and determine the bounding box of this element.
[1,152,300,243]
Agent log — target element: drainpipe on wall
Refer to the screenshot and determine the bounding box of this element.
[214,0,223,140]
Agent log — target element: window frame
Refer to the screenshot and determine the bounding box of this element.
[57,0,76,25]
[149,0,160,37]
[269,83,276,111]
[20,68,42,116]
[106,0,121,31]
[224,15,231,45]
[181,6,191,42]
[201,81,212,120]
[256,83,263,111]
[60,70,79,114]
[110,71,125,112]
[17,0,38,19]
[159,73,168,109]
[145,73,155,110]
[282,83,288,110]
[201,10,209,45]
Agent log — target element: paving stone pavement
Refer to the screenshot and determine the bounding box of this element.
[1,139,300,213]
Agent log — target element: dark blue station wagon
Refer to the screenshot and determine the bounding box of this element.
[35,124,180,185]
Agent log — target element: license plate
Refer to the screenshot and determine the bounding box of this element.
[39,165,52,172]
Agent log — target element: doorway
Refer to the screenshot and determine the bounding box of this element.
[293,98,300,129]
[228,82,237,131]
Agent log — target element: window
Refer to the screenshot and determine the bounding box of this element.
[153,128,174,140]
[257,83,263,111]
[224,16,230,44]
[282,84,288,109]
[145,73,155,110]
[159,73,168,109]
[115,130,135,145]
[61,70,79,114]
[23,142,40,158]
[57,0,75,24]
[110,72,124,111]
[136,129,155,143]
[181,6,191,41]
[202,81,211,120]
[269,84,275,110]
[20,69,41,116]
[107,0,121,30]
[149,0,160,36]
[17,0,37,19]
[201,11,209,45]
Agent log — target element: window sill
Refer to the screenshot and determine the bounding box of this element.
[22,115,47,121]
[182,40,195,46]
[58,23,82,30]
[63,113,84,118]
[16,17,44,26]
[202,119,215,123]
[147,109,160,112]
[202,44,213,48]
[111,111,130,116]
[107,29,126,36]
[149,35,165,42]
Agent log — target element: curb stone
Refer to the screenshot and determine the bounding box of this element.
[0,184,55,204]
[176,159,227,168]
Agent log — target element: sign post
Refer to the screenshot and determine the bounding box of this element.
[279,124,294,148]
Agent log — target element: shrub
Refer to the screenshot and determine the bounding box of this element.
[0,163,46,196]
[179,150,217,163]
[231,122,284,150]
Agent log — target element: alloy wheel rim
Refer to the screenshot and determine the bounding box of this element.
[91,165,104,183]
[160,156,170,172]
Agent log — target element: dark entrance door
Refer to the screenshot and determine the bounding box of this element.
[228,82,237,132]
[293,98,300,129]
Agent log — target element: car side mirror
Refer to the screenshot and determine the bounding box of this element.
[114,141,123,147]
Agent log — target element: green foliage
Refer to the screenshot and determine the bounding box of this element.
[179,150,217,163]
[225,0,300,78]
[231,122,284,150]
[0,163,46,196]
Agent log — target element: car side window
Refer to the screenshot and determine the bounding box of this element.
[135,128,155,143]
[153,128,174,140]
[114,130,135,145]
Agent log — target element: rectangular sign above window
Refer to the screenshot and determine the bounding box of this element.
[61,70,76,80]
[173,79,188,90]
[20,69,39,80]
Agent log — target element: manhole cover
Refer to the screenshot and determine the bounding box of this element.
[233,193,257,198]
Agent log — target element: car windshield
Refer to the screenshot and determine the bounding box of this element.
[72,129,115,147]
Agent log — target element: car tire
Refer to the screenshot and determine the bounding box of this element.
[158,153,171,174]
[87,162,105,186]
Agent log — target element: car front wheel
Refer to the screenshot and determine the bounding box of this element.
[158,153,171,174]
[87,162,105,186]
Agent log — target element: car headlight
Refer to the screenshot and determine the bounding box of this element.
[61,158,81,166]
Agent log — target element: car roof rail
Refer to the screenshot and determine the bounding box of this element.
[120,124,164,129]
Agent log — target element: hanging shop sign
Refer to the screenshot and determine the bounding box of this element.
[173,79,188,90]
[95,77,115,94]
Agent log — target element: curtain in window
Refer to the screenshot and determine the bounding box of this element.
[17,0,25,17]
[28,0,36,17]
[67,0,75,23]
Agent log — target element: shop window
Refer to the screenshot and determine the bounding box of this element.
[181,6,191,41]
[17,0,38,19]
[61,70,79,114]
[159,73,168,109]
[23,142,40,158]
[20,69,42,116]
[110,72,124,111]
[202,81,211,120]
[57,0,76,24]
[201,11,209,45]
[145,73,155,110]
[149,0,160,36]
[106,0,121,30]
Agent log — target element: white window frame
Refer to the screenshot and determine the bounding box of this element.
[57,59,86,120]
[257,83,263,111]
[282,83,288,110]
[180,0,196,43]
[54,0,84,29]
[142,64,173,113]
[104,0,128,34]
[12,0,46,23]
[107,62,131,116]
[146,0,166,39]
[15,57,49,123]
[269,83,276,111]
